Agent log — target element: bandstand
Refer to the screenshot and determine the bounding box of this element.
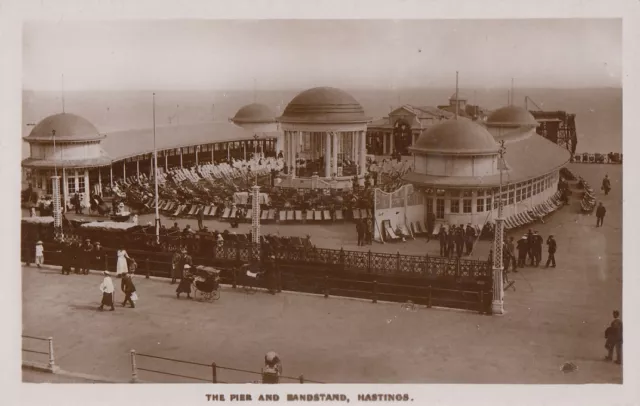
[276,87,371,188]
[22,113,112,211]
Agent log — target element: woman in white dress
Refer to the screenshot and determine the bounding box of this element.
[116,246,132,277]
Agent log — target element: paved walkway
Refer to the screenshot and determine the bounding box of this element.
[22,164,622,384]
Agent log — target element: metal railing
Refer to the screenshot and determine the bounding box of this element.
[130,350,323,384]
[22,335,56,371]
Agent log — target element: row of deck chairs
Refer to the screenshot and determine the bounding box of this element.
[580,179,596,213]
[504,190,564,230]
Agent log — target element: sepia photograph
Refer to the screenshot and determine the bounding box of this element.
[6,3,632,397]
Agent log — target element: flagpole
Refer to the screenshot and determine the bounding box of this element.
[153,93,160,244]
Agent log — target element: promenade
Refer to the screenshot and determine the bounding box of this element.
[22,164,622,384]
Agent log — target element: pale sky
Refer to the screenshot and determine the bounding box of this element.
[23,19,621,91]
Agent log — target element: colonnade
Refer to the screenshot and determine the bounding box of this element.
[282,130,367,180]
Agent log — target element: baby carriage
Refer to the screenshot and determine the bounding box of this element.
[191,266,221,301]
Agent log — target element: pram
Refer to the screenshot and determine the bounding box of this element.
[191,266,221,301]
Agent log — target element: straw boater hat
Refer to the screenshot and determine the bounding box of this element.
[36,241,43,245]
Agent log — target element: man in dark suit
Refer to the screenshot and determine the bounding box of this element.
[605,310,623,364]
[596,202,607,227]
[545,235,557,268]
[426,211,436,242]
[438,227,448,257]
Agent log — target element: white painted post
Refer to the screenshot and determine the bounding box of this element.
[130,350,139,383]
[47,337,55,370]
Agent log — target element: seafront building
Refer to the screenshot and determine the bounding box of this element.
[401,105,570,226]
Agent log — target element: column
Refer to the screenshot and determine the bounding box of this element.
[359,130,367,182]
[284,132,289,169]
[165,154,168,171]
[180,148,183,168]
[325,132,331,178]
[390,133,395,155]
[84,169,90,207]
[98,169,102,196]
[62,168,68,211]
[227,143,230,161]
[276,134,283,156]
[383,133,387,155]
[332,132,338,176]
[136,160,140,180]
[290,132,296,179]
[150,154,153,177]
[109,164,113,188]
[123,161,126,179]
[243,142,247,161]
[195,147,199,166]
[211,147,214,163]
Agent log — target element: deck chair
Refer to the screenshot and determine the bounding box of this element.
[410,222,418,236]
[268,209,276,221]
[400,224,413,239]
[314,210,322,221]
[261,210,269,220]
[335,209,344,221]
[432,223,441,235]
[353,209,361,220]
[187,206,198,216]
[414,221,425,235]
[306,210,313,222]
[323,210,331,221]
[246,210,252,220]
[286,210,294,221]
[384,222,401,241]
[360,209,369,219]
[222,207,231,219]
[278,210,286,222]
[229,207,237,219]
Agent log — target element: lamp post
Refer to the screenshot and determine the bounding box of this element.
[153,93,160,244]
[50,129,63,239]
[492,140,507,315]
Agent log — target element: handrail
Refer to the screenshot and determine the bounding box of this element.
[22,334,56,371]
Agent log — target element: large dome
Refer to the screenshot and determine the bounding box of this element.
[278,87,369,124]
[231,103,276,124]
[449,92,467,101]
[486,106,538,127]
[412,118,499,155]
[24,113,104,142]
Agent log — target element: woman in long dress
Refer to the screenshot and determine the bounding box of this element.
[116,246,131,277]
[98,271,115,311]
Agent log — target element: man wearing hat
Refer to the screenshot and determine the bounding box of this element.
[80,238,94,275]
[545,235,557,268]
[516,235,528,268]
[94,241,105,272]
[532,231,543,267]
[34,241,44,268]
[262,351,282,384]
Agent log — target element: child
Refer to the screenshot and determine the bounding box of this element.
[128,258,138,274]
[35,241,44,268]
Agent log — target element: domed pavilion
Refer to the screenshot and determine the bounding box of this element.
[230,103,282,157]
[22,113,111,210]
[277,87,371,186]
[403,106,570,227]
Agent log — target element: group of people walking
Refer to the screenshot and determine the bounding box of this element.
[355,219,373,246]
[99,270,137,311]
[437,224,477,258]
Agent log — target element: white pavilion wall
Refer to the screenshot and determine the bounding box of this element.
[415,155,496,177]
[31,142,103,160]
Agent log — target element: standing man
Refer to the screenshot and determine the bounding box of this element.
[505,236,516,273]
[604,310,623,365]
[516,235,528,268]
[464,224,476,255]
[80,238,94,275]
[121,273,137,308]
[171,248,183,285]
[601,174,611,196]
[596,202,607,227]
[197,205,205,230]
[356,220,363,246]
[533,231,543,266]
[447,226,456,258]
[545,235,557,268]
[526,229,535,266]
[438,227,448,257]
[455,226,464,258]
[94,241,105,272]
[426,211,436,243]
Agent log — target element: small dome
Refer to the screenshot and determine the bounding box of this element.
[450,92,467,101]
[278,87,369,124]
[412,119,499,155]
[24,113,104,142]
[231,103,276,124]
[486,106,538,127]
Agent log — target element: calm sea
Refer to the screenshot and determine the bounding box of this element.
[21,87,622,159]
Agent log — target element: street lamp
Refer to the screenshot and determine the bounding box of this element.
[492,140,507,315]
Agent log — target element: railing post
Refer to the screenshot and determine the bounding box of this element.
[456,257,460,279]
[232,267,237,289]
[427,285,432,308]
[479,290,485,314]
[339,248,345,271]
[145,258,150,279]
[299,374,304,384]
[372,280,378,304]
[277,265,282,293]
[211,362,218,383]
[324,274,329,298]
[367,250,372,274]
[424,254,429,275]
[396,251,401,273]
[130,349,139,383]
[47,337,55,370]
